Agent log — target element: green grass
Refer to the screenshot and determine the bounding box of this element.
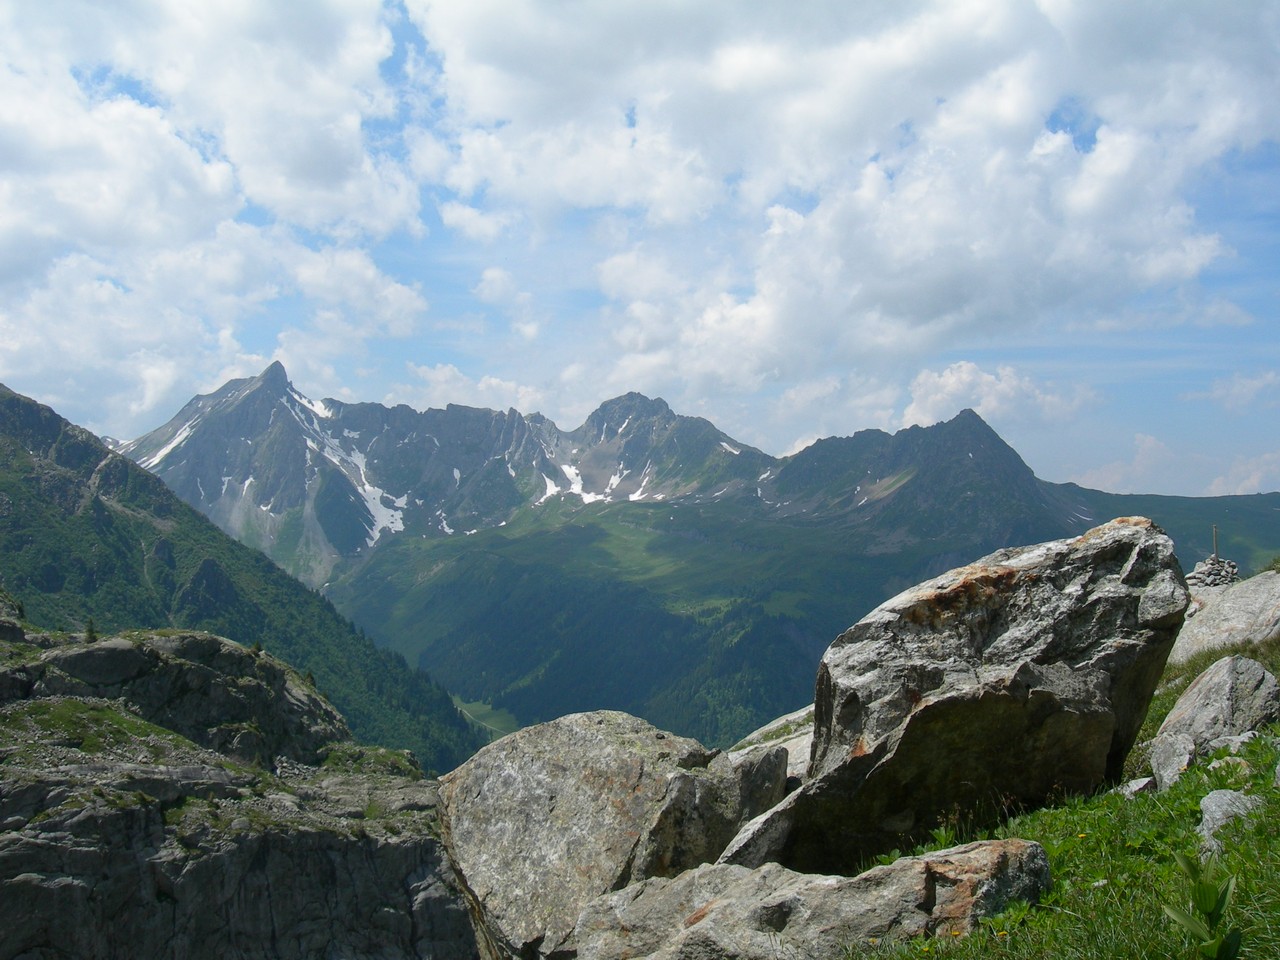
[0,698,197,761]
[843,634,1280,959]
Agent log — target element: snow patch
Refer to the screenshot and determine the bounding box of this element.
[604,464,630,495]
[858,497,869,507]
[291,388,332,419]
[140,420,197,470]
[537,475,562,504]
[628,462,654,501]
[344,429,361,439]
[561,464,605,504]
[720,441,741,456]
[453,467,461,487]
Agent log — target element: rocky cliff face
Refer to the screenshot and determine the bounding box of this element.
[0,609,478,960]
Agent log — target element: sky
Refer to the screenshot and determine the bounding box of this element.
[1,1,1278,497]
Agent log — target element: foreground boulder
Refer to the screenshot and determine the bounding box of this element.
[437,711,787,959]
[568,839,1049,960]
[723,517,1187,874]
[1170,571,1280,664]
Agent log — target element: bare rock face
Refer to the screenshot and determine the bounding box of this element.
[1170,571,1280,665]
[1,620,479,960]
[437,710,787,959]
[0,752,478,960]
[723,518,1187,874]
[1,631,349,766]
[568,839,1050,960]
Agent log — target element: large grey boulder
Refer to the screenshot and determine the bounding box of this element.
[1149,655,1280,789]
[437,711,788,960]
[568,839,1050,960]
[723,518,1187,874]
[2,631,349,765]
[1170,571,1280,664]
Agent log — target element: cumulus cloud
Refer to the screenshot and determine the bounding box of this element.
[902,362,1093,428]
[400,362,544,414]
[1072,434,1178,495]
[1206,451,1280,497]
[2,1,1277,494]
[403,0,1277,410]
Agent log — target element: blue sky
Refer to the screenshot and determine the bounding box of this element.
[1,0,1278,496]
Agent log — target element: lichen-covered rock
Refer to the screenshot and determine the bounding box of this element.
[567,839,1050,960]
[723,518,1187,874]
[437,711,787,959]
[1170,571,1280,664]
[2,631,349,766]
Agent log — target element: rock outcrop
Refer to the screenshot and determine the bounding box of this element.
[722,518,1187,874]
[567,839,1050,960]
[728,704,814,783]
[1170,571,1280,664]
[437,711,787,959]
[0,619,479,960]
[1149,655,1280,789]
[1,630,349,766]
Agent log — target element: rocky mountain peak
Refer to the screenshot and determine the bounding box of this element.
[580,392,674,434]
[258,359,290,392]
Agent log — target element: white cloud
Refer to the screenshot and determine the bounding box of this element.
[1198,371,1280,411]
[473,267,518,304]
[1072,434,1178,495]
[399,362,544,414]
[903,362,1092,428]
[2,1,1278,495]
[0,221,427,438]
[439,201,513,242]
[1206,451,1280,497]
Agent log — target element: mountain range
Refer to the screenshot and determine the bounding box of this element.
[0,381,485,772]
[122,363,1280,747]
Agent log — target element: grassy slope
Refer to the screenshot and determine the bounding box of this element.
[848,634,1280,959]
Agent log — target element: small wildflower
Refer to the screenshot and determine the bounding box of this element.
[1077,832,1088,838]
[997,930,1008,937]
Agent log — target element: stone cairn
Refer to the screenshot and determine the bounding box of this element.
[1185,525,1241,589]
[1185,555,1240,588]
